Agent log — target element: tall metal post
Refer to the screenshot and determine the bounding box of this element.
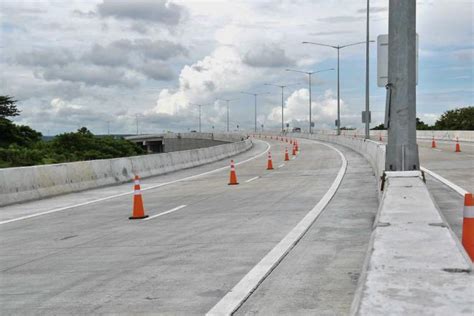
[281,87,284,133]
[226,101,229,133]
[365,0,370,139]
[337,48,341,135]
[308,73,312,134]
[135,114,139,135]
[198,104,202,133]
[385,0,419,171]
[254,94,257,133]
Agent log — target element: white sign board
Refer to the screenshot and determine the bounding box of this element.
[377,34,418,87]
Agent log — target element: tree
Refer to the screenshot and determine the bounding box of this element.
[434,106,474,130]
[371,117,433,130]
[416,117,431,130]
[0,95,21,118]
[371,123,386,130]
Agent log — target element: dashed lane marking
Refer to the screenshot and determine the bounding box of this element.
[143,205,187,221]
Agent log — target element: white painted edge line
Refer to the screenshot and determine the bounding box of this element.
[206,140,348,316]
[0,141,271,226]
[143,205,187,221]
[420,166,468,196]
[278,163,285,168]
[245,176,259,183]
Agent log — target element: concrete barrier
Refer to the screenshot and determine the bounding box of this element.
[0,136,252,206]
[308,129,474,142]
[351,172,473,315]
[277,132,473,313]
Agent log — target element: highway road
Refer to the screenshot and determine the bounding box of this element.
[0,137,379,315]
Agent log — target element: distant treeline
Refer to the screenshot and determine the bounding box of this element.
[0,96,144,168]
[371,106,474,130]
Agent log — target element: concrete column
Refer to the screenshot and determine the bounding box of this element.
[385,0,419,171]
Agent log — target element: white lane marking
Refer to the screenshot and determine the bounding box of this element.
[278,164,285,168]
[0,141,271,225]
[245,176,259,183]
[433,148,442,152]
[421,166,468,196]
[143,205,187,221]
[207,140,347,316]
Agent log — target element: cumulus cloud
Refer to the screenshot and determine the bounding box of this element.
[113,38,188,60]
[40,63,139,88]
[16,49,75,67]
[136,61,175,81]
[150,45,266,115]
[83,43,130,67]
[97,0,186,25]
[268,89,343,129]
[242,43,294,68]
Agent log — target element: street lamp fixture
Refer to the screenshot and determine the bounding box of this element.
[216,98,239,133]
[285,68,334,134]
[302,40,374,135]
[240,91,270,132]
[264,82,301,133]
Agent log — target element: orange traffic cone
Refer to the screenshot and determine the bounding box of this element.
[431,136,437,148]
[462,193,474,261]
[284,148,290,161]
[267,152,274,170]
[292,144,296,156]
[290,139,293,145]
[129,175,148,220]
[228,160,239,185]
[455,137,461,152]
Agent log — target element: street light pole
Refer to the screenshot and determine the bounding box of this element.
[240,92,269,133]
[302,40,374,135]
[190,103,208,133]
[285,68,333,134]
[216,98,238,132]
[135,114,139,135]
[385,0,419,171]
[198,104,201,133]
[365,0,370,139]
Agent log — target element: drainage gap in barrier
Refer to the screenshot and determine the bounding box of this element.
[428,222,448,228]
[442,268,471,274]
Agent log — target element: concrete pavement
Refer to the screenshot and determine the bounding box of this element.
[0,137,380,314]
[236,144,378,315]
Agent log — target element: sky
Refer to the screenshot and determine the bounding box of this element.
[1,0,472,135]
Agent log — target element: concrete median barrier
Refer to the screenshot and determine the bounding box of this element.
[0,135,252,206]
[280,132,473,314]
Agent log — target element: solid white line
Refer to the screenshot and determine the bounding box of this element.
[143,205,187,221]
[207,140,347,316]
[421,166,468,196]
[0,141,271,225]
[278,163,285,168]
[245,176,259,183]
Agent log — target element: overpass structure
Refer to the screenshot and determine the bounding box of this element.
[0,132,472,315]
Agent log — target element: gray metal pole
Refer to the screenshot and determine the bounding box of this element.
[226,101,229,132]
[309,73,312,134]
[199,105,202,133]
[135,114,139,135]
[337,48,341,135]
[385,0,419,171]
[254,94,257,133]
[365,0,370,139]
[281,87,284,133]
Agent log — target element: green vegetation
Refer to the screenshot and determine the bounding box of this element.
[371,106,474,131]
[0,96,144,168]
